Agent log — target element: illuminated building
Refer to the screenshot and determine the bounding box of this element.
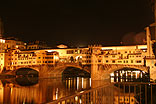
[94,45,149,65]
[4,37,26,50]
[57,44,68,48]
[7,49,59,70]
[0,43,154,71]
[27,41,49,50]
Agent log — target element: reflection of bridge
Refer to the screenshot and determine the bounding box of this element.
[0,77,91,104]
[49,82,156,104]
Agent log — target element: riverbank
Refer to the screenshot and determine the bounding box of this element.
[0,74,15,79]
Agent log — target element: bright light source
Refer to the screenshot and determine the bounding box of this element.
[75,96,78,101]
[0,39,5,43]
[47,50,55,52]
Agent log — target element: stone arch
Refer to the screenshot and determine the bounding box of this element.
[15,67,39,77]
[107,66,148,74]
[49,64,90,78]
[62,66,90,77]
[95,64,149,80]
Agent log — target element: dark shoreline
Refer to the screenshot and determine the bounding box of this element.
[0,74,15,79]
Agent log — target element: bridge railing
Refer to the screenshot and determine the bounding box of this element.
[47,82,156,104]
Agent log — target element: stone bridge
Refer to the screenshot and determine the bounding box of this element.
[8,63,90,78]
[91,64,149,80]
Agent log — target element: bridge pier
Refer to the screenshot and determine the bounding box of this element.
[91,54,110,80]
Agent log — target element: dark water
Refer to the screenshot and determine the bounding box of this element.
[0,77,156,104]
[0,77,92,104]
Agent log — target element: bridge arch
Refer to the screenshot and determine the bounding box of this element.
[93,64,149,80]
[62,67,90,78]
[106,66,150,82]
[50,63,91,78]
[11,63,90,78]
[108,67,148,74]
[15,68,39,77]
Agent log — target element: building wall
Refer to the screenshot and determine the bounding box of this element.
[4,49,59,70]
[92,45,150,66]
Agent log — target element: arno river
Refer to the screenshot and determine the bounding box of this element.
[0,77,92,104]
[0,76,156,104]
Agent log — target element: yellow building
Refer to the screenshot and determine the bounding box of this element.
[6,49,59,70]
[5,37,26,50]
[92,45,150,66]
[0,39,155,77]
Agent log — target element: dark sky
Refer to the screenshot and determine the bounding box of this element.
[0,0,154,47]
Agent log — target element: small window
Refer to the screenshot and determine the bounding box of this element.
[112,60,115,63]
[98,60,101,63]
[118,61,122,63]
[112,55,115,58]
[136,60,141,63]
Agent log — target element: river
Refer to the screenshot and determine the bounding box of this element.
[0,77,93,104]
[0,77,155,104]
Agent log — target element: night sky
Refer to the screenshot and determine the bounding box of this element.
[0,0,154,47]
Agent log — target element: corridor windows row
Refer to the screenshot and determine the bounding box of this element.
[66,50,74,54]
[105,60,142,64]
[66,49,90,54]
[43,57,53,59]
[136,60,142,63]
[129,55,141,58]
[83,56,91,58]
[82,60,91,63]
[43,61,53,63]
[19,61,35,64]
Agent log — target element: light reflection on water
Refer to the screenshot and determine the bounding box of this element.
[0,77,92,104]
[0,77,155,104]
